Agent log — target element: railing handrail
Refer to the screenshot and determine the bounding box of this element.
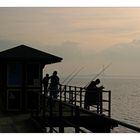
[59,83,111,93]
[111,118,140,132]
[42,83,111,117]
[59,83,85,89]
[58,84,111,116]
[40,84,140,132]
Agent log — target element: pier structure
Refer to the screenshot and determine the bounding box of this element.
[31,84,115,133]
[0,45,140,133]
[31,84,140,133]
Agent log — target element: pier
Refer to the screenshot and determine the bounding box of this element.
[30,84,115,133]
[30,84,140,133]
[0,45,140,133]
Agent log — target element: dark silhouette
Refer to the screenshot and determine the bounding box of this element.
[84,79,104,109]
[49,71,60,99]
[42,74,50,95]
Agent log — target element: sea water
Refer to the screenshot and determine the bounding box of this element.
[61,77,140,133]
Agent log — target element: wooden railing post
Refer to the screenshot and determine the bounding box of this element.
[100,91,103,114]
[69,86,74,104]
[97,94,99,113]
[74,87,77,106]
[80,88,82,107]
[75,106,80,133]
[59,85,62,101]
[64,85,66,102]
[108,90,111,117]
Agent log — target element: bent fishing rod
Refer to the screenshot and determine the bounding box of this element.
[59,66,84,93]
[61,67,80,84]
[84,62,112,88]
[65,66,84,86]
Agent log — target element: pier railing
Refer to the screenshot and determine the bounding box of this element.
[33,96,116,133]
[56,84,111,117]
[33,95,140,133]
[30,84,140,133]
[30,86,140,133]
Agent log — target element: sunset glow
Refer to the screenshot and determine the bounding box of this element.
[1,8,140,76]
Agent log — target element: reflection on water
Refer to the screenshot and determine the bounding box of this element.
[61,77,140,132]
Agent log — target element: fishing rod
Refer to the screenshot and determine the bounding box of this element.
[59,66,84,94]
[65,66,84,85]
[61,67,79,84]
[84,62,112,88]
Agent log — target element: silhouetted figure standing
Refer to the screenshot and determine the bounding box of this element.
[42,74,50,95]
[84,79,104,109]
[49,71,60,99]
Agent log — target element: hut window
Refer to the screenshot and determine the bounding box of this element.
[7,63,22,86]
[26,63,40,86]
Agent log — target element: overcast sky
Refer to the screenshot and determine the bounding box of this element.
[1,8,140,77]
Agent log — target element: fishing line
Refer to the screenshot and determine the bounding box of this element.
[84,62,112,88]
[65,66,84,85]
[61,67,79,84]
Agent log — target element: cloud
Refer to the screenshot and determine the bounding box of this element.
[100,39,140,62]
[43,41,83,61]
[0,39,82,63]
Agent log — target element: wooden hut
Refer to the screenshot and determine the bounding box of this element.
[0,45,62,111]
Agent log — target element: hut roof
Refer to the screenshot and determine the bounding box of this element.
[0,45,62,64]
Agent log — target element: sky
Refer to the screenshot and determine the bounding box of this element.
[1,8,140,77]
